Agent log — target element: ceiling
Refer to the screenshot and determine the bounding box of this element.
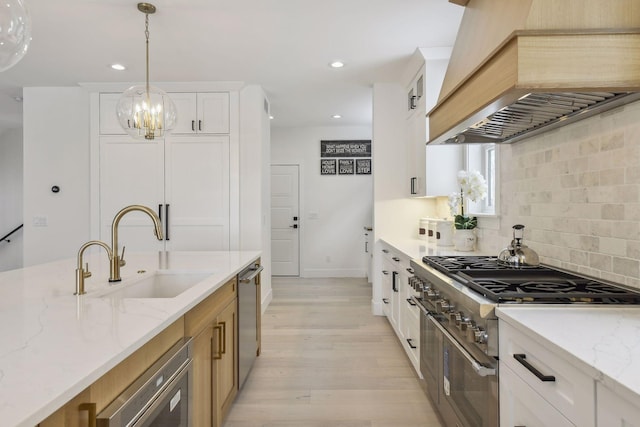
[0,0,464,132]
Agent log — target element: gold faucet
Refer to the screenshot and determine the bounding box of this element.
[110,204,164,282]
[75,240,113,295]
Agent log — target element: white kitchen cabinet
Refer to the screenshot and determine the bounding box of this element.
[98,92,230,135]
[364,227,372,283]
[99,93,126,135]
[170,92,230,134]
[597,383,640,427]
[405,58,462,197]
[499,320,595,427]
[99,134,230,251]
[381,254,400,328]
[379,243,420,376]
[500,361,575,427]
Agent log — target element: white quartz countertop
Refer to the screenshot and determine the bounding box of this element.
[379,237,493,260]
[0,250,260,427]
[497,306,640,407]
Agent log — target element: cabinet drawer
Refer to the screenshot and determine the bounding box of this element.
[185,278,237,336]
[499,321,594,427]
[500,362,575,427]
[597,382,640,427]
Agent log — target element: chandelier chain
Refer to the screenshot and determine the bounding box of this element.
[145,13,150,95]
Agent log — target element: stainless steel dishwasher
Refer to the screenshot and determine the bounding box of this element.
[238,262,263,389]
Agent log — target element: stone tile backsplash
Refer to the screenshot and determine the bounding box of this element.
[478,100,640,289]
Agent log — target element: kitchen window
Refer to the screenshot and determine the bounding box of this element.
[465,143,498,216]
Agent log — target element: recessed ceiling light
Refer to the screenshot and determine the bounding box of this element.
[269,115,274,120]
[329,61,345,68]
[111,63,126,71]
[332,114,342,119]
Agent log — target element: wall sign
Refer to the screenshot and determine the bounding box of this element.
[338,159,354,175]
[321,159,336,175]
[356,159,371,175]
[321,140,371,158]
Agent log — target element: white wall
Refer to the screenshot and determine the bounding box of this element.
[240,85,272,311]
[271,125,373,277]
[23,87,91,266]
[0,127,24,271]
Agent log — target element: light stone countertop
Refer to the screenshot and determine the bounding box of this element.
[0,250,260,427]
[379,237,494,260]
[497,306,640,408]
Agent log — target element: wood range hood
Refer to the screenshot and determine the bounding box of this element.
[428,0,640,144]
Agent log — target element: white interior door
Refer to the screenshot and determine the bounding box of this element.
[271,165,299,276]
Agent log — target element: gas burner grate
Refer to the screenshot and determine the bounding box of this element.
[421,255,640,305]
[422,255,545,274]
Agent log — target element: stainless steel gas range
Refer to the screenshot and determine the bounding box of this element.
[410,255,640,427]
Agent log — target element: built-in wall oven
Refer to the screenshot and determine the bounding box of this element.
[411,255,640,427]
[97,337,193,427]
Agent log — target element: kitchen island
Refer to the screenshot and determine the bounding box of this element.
[0,250,260,427]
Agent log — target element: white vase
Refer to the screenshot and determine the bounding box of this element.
[453,229,476,252]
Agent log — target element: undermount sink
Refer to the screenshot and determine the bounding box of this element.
[98,270,214,299]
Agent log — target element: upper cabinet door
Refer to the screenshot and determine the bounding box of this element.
[99,93,127,135]
[170,92,198,134]
[170,92,230,135]
[197,92,230,134]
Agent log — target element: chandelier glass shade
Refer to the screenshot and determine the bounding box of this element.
[116,3,176,140]
[0,0,32,72]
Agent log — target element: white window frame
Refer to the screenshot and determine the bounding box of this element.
[464,143,499,216]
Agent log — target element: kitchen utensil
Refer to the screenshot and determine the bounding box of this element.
[497,224,539,266]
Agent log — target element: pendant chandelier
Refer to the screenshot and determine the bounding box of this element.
[116,3,176,140]
[0,0,32,72]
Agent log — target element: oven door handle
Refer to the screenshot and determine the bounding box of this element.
[130,360,192,426]
[428,314,496,377]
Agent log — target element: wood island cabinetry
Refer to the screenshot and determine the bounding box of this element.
[185,277,238,427]
[38,276,242,427]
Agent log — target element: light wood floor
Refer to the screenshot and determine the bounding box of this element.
[223,277,442,427]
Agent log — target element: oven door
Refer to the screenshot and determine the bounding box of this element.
[432,316,498,427]
[418,302,440,404]
[97,338,193,427]
[131,362,192,426]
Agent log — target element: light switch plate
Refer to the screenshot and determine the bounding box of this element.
[33,216,48,227]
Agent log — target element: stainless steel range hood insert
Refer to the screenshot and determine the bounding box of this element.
[443,91,640,145]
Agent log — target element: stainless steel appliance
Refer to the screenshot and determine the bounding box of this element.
[410,255,640,427]
[97,337,193,426]
[238,262,263,389]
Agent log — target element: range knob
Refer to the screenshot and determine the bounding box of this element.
[425,289,440,301]
[448,311,461,324]
[474,327,489,344]
[457,315,472,332]
[436,299,454,312]
[465,321,478,342]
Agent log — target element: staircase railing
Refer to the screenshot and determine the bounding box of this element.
[1,224,23,243]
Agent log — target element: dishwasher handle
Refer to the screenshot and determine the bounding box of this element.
[239,265,264,283]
